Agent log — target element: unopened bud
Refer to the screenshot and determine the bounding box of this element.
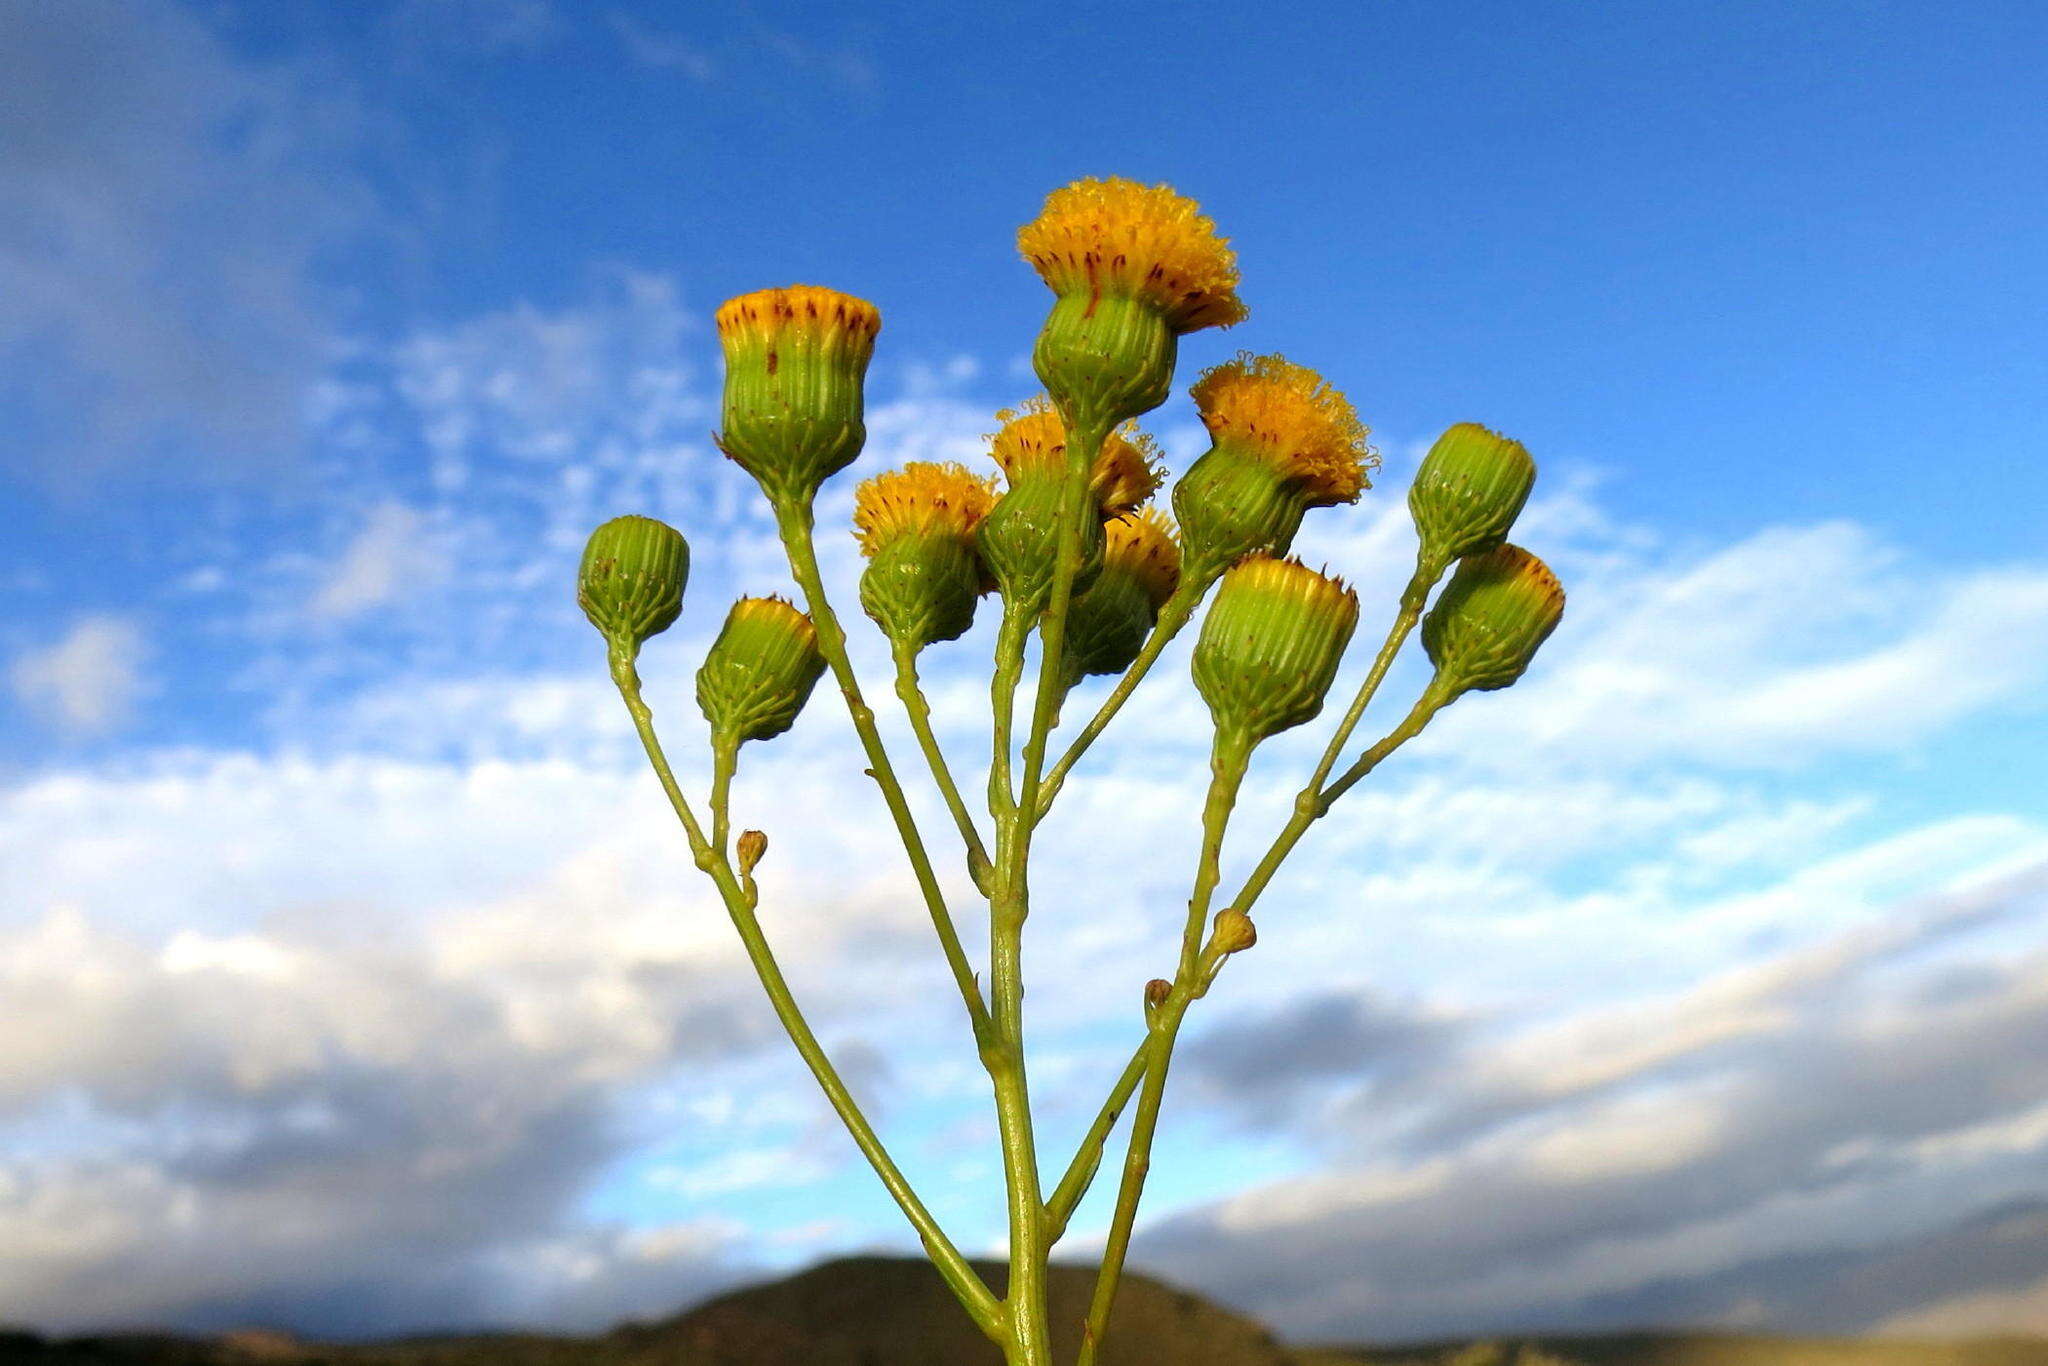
[1409,424,1536,576]
[737,829,768,875]
[1064,508,1181,680]
[1210,907,1257,955]
[1144,978,1172,1012]
[578,515,689,650]
[696,597,828,746]
[1422,544,1565,699]
[975,401,1160,616]
[716,286,880,507]
[1192,555,1359,745]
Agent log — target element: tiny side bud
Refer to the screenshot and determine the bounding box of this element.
[738,829,768,875]
[1144,978,1173,1012]
[1210,907,1257,956]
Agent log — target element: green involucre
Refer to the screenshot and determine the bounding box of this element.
[1063,561,1160,682]
[578,515,690,648]
[1032,293,1177,432]
[859,531,987,650]
[1191,560,1359,743]
[1421,543,1565,697]
[1408,423,1536,574]
[719,331,875,506]
[1172,440,1308,585]
[696,598,829,745]
[978,471,1106,617]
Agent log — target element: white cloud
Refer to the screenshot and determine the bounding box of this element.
[10,262,2048,1340]
[9,615,148,735]
[311,502,445,619]
[1427,519,2048,771]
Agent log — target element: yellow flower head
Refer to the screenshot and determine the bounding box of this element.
[715,284,881,355]
[1018,178,1248,334]
[1190,353,1376,507]
[852,462,998,558]
[1102,506,1181,609]
[988,397,1164,516]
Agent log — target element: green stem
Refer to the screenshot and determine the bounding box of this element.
[1044,1035,1152,1242]
[1033,576,1206,823]
[989,604,1030,820]
[1078,728,1253,1366]
[1220,565,1448,932]
[1015,419,1106,824]
[607,647,1003,1340]
[709,733,738,859]
[893,641,994,891]
[1233,686,1448,922]
[981,416,1109,1366]
[772,499,990,1042]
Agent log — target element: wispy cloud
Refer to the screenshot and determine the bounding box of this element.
[605,10,877,98]
[9,615,149,735]
[0,1,374,491]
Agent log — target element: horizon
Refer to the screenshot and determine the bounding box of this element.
[3,0,2046,1347]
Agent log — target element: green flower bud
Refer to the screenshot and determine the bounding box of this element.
[852,462,997,651]
[1409,424,1537,577]
[1032,292,1177,432]
[1064,508,1180,680]
[577,515,689,651]
[1422,544,1565,699]
[696,597,828,746]
[979,470,1106,617]
[1192,555,1359,745]
[715,286,880,507]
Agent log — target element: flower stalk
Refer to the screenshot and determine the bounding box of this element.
[579,180,1565,1366]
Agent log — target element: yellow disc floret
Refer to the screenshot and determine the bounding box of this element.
[1102,506,1181,609]
[714,284,882,352]
[1019,178,1248,334]
[853,462,998,558]
[988,397,1164,516]
[1189,353,1376,507]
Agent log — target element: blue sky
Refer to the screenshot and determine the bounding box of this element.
[4,0,2047,1344]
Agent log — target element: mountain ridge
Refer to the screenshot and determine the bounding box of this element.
[5,1256,2045,1366]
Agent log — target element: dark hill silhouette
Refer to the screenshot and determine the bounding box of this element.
[5,1256,2046,1366]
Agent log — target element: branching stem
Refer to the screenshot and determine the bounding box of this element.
[606,648,1003,1340]
[1077,726,1253,1365]
[773,500,991,1042]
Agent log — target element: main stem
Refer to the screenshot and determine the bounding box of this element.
[607,648,1002,1339]
[986,416,1112,1365]
[1078,728,1252,1365]
[773,499,991,1043]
